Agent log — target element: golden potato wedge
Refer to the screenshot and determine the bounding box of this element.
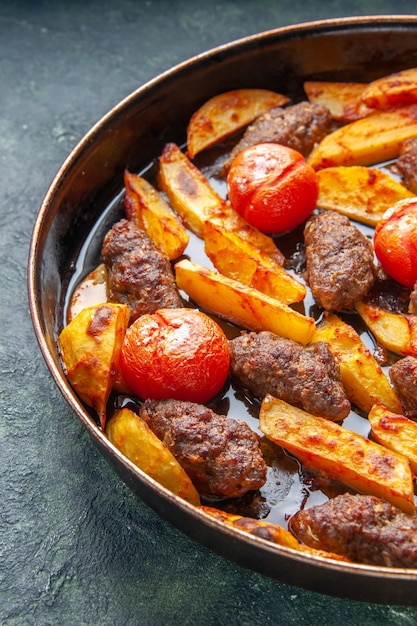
[304,81,372,122]
[316,166,414,227]
[106,407,200,505]
[175,259,315,344]
[354,301,417,358]
[369,403,417,475]
[361,67,417,109]
[59,303,130,428]
[201,505,349,561]
[186,88,290,158]
[124,170,189,260]
[201,505,302,550]
[68,263,108,322]
[308,105,417,170]
[208,206,285,266]
[259,395,415,513]
[310,313,401,414]
[203,218,306,304]
[158,142,226,237]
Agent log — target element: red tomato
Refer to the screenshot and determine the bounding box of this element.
[374,198,417,290]
[120,308,230,403]
[227,143,319,234]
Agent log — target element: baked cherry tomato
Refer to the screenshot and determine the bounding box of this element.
[374,198,417,290]
[227,143,319,234]
[120,308,230,403]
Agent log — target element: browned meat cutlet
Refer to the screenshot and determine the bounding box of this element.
[396,137,417,194]
[390,356,417,420]
[101,218,183,322]
[222,101,331,173]
[290,493,417,567]
[304,210,375,311]
[139,398,267,499]
[229,331,350,420]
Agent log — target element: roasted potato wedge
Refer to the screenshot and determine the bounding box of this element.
[106,407,200,505]
[316,166,414,227]
[207,207,285,266]
[369,403,417,474]
[58,303,130,428]
[186,88,290,158]
[304,81,372,122]
[308,105,417,170]
[259,395,415,513]
[157,142,284,262]
[310,313,401,414]
[361,67,417,109]
[124,170,189,260]
[68,263,108,322]
[203,218,305,304]
[175,259,315,344]
[158,142,227,237]
[354,301,417,358]
[201,506,349,561]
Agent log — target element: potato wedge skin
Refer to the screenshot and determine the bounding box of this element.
[316,166,414,227]
[200,506,349,561]
[186,88,290,158]
[157,142,226,238]
[106,408,200,505]
[59,303,130,427]
[361,67,417,109]
[204,219,306,304]
[201,505,302,549]
[308,106,417,169]
[304,81,371,122]
[124,170,189,260]
[259,395,415,513]
[175,259,315,345]
[310,313,401,414]
[205,209,285,266]
[354,302,417,358]
[369,403,417,475]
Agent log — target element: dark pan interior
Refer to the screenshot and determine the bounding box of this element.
[28,16,417,605]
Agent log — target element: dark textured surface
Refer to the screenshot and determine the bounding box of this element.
[3,0,417,623]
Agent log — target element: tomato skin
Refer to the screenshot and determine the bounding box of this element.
[120,308,230,403]
[227,143,319,234]
[374,199,417,290]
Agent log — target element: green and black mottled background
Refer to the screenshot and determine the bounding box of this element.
[2,1,417,624]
